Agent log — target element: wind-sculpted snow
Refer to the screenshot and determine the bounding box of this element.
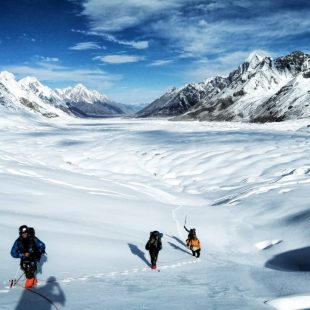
[1,117,310,309]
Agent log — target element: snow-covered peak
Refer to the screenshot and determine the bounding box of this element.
[0,71,23,97]
[19,76,41,87]
[72,83,88,92]
[19,76,46,92]
[0,70,16,82]
[18,76,59,102]
[0,70,131,118]
[56,83,110,104]
[246,51,267,69]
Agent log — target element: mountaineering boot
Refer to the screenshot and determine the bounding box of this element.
[25,277,38,288]
[151,265,157,270]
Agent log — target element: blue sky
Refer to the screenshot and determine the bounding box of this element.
[1,0,310,104]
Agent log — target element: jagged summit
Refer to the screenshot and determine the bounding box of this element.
[73,83,87,89]
[0,71,133,118]
[246,51,268,68]
[275,51,310,73]
[137,50,310,122]
[56,83,110,104]
[19,76,40,85]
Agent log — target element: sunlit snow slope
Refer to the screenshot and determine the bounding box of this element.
[0,115,310,309]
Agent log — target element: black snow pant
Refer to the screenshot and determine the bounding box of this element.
[191,249,200,258]
[20,260,37,279]
[149,250,159,266]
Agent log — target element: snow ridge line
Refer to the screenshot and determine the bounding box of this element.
[36,258,202,286]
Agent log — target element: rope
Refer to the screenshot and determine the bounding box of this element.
[17,283,60,310]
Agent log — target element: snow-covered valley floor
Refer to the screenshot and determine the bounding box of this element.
[0,115,310,309]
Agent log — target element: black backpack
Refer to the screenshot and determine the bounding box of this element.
[188,228,196,239]
[28,227,43,260]
[150,231,161,239]
[147,231,162,250]
[28,227,35,238]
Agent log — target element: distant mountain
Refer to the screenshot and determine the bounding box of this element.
[137,51,310,122]
[0,71,66,118]
[0,72,134,118]
[54,84,135,117]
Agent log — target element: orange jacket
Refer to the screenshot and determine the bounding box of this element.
[187,238,201,250]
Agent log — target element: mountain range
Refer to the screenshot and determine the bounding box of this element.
[0,71,136,118]
[137,51,310,122]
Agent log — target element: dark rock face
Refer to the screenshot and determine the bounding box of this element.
[137,77,228,118]
[303,71,310,79]
[275,51,310,73]
[136,84,207,117]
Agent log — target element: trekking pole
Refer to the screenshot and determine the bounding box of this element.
[10,271,24,288]
[9,265,20,288]
[184,216,187,227]
[13,265,20,279]
[14,272,25,287]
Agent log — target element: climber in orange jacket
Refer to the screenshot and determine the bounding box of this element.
[187,236,201,258]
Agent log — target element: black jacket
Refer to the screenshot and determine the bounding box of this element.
[145,237,162,252]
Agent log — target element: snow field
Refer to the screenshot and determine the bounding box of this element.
[0,117,310,309]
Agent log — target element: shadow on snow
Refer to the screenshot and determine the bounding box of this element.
[167,242,192,256]
[128,243,151,267]
[15,276,66,310]
[265,246,310,271]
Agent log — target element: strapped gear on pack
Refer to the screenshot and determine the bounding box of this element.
[187,228,196,241]
[150,231,161,238]
[29,229,45,261]
[28,227,35,238]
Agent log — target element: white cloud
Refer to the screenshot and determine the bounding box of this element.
[94,54,145,64]
[21,33,37,43]
[3,62,121,90]
[129,41,149,49]
[78,0,310,59]
[148,59,174,66]
[153,8,310,58]
[69,42,103,50]
[71,29,149,50]
[99,33,149,49]
[35,56,60,62]
[80,0,183,32]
